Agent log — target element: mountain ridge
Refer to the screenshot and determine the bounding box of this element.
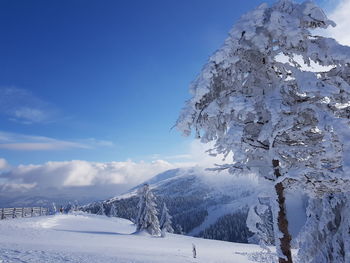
[85,167,260,243]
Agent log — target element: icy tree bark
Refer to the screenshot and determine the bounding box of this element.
[273,160,292,263]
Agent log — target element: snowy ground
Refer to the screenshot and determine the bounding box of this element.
[0,213,278,263]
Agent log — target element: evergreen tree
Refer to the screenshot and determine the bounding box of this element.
[136,184,161,236]
[177,1,350,262]
[51,202,57,214]
[96,202,106,216]
[74,200,79,211]
[175,224,184,235]
[64,202,73,214]
[160,203,174,233]
[109,203,118,217]
[247,197,274,247]
[297,194,350,263]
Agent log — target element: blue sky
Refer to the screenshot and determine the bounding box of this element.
[1,0,349,203]
[0,0,341,166]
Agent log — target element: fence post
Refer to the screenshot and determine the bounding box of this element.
[12,208,16,218]
[31,208,34,217]
[1,208,4,220]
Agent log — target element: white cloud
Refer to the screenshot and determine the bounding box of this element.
[0,137,236,205]
[147,140,232,169]
[160,154,193,160]
[0,182,37,192]
[0,87,57,124]
[0,140,238,205]
[0,131,113,151]
[0,159,179,207]
[0,158,9,170]
[176,139,233,168]
[13,107,48,124]
[1,159,176,190]
[0,139,224,194]
[325,0,350,46]
[149,140,234,169]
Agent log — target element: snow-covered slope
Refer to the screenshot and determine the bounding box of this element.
[85,167,262,243]
[0,213,278,263]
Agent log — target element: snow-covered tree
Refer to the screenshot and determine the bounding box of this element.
[51,202,57,214]
[297,193,350,263]
[175,224,184,235]
[109,203,118,217]
[160,203,174,234]
[64,202,73,214]
[96,202,106,216]
[247,197,274,247]
[74,200,79,211]
[177,1,350,262]
[136,184,161,236]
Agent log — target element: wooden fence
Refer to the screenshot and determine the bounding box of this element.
[0,207,48,220]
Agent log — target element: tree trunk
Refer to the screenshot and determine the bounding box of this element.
[272,159,293,263]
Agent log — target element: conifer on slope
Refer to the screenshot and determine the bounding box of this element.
[160,203,174,233]
[136,184,161,236]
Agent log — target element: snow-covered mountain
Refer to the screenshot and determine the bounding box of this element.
[84,167,262,243]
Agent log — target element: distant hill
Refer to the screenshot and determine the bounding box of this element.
[84,167,262,243]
